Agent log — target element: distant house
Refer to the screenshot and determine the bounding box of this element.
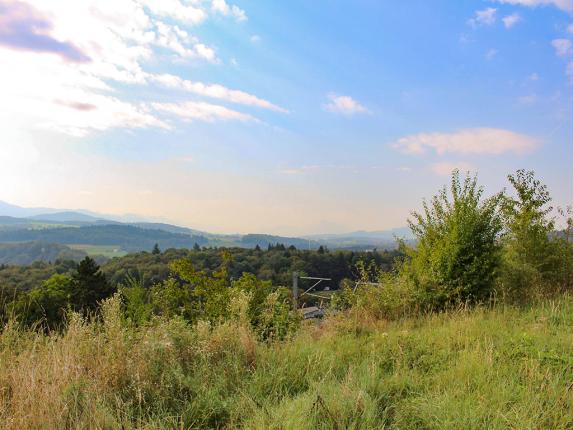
[300,306,324,320]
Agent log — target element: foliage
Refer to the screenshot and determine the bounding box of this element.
[332,260,416,320]
[8,273,72,329]
[0,241,86,265]
[0,224,208,252]
[119,273,153,325]
[401,170,504,307]
[4,293,573,428]
[500,170,573,298]
[70,257,115,312]
[120,255,299,340]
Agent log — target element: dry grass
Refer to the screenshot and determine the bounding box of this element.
[3,294,573,429]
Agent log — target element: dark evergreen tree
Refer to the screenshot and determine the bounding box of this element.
[70,257,115,311]
[152,243,161,255]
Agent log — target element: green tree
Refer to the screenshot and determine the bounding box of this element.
[70,257,115,311]
[501,170,572,295]
[152,243,161,255]
[402,170,504,306]
[120,273,153,325]
[11,273,72,329]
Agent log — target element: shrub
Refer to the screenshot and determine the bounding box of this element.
[401,170,504,307]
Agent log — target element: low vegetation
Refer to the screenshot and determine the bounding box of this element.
[1,169,572,429]
[3,294,573,429]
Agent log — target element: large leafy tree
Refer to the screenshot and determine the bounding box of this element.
[10,273,72,329]
[403,170,504,306]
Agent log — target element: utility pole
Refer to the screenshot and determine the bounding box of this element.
[292,271,299,310]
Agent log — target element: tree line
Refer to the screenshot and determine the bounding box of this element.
[1,169,571,334]
[0,244,399,331]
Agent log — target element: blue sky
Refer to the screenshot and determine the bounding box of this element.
[0,0,572,235]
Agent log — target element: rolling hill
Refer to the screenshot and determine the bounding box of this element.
[0,242,87,265]
[0,224,209,253]
[0,201,408,264]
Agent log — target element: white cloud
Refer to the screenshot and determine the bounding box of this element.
[486,49,499,60]
[528,72,540,81]
[138,0,207,25]
[250,35,261,44]
[211,0,247,22]
[568,23,573,33]
[0,50,167,136]
[468,8,497,28]
[393,128,539,156]
[503,13,522,28]
[552,39,572,56]
[567,61,573,81]
[280,165,321,175]
[431,161,476,176]
[518,94,537,105]
[152,74,287,112]
[152,101,257,123]
[154,21,216,61]
[0,0,274,137]
[494,0,573,13]
[324,94,369,115]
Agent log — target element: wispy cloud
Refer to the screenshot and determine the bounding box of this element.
[567,61,573,81]
[393,128,539,156]
[211,0,247,22]
[324,94,369,115]
[494,0,573,13]
[552,39,572,57]
[485,49,499,60]
[503,13,522,28]
[518,94,537,105]
[153,74,287,112]
[138,0,206,25]
[152,101,257,123]
[468,8,497,28]
[431,161,476,176]
[0,0,89,62]
[0,0,271,137]
[280,165,321,175]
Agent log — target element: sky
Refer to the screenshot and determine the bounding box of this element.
[0,0,572,235]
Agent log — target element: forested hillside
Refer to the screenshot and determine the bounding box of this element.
[0,242,86,265]
[0,246,398,297]
[0,225,209,252]
[0,212,405,258]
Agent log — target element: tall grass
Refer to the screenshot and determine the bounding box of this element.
[3,294,573,429]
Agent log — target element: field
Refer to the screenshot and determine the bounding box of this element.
[69,244,128,258]
[2,294,573,429]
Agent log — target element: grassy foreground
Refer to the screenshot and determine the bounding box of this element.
[2,296,573,429]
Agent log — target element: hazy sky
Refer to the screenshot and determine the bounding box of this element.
[1,0,572,235]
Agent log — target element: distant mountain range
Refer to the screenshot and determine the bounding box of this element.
[0,201,151,223]
[0,200,411,264]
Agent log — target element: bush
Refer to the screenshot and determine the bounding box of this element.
[401,170,504,307]
[120,256,300,340]
[332,261,416,321]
